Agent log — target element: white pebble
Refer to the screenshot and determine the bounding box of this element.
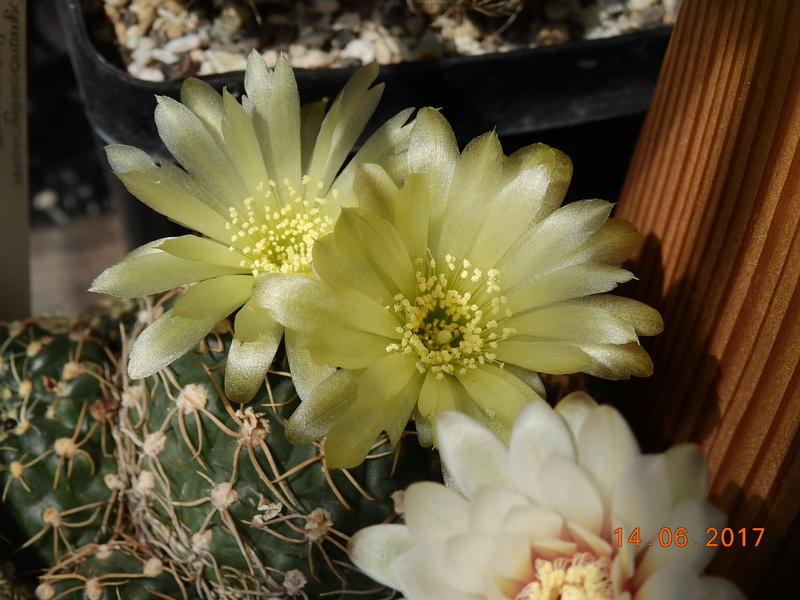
[164,33,203,54]
[341,38,376,63]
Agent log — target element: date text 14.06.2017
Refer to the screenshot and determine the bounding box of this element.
[613,527,764,548]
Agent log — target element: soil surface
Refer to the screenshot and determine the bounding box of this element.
[86,0,680,81]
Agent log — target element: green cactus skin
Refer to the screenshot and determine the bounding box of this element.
[117,319,431,599]
[0,315,124,572]
[34,538,188,600]
[1,297,434,599]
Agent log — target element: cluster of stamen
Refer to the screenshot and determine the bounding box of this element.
[515,553,613,600]
[387,255,515,379]
[225,177,336,276]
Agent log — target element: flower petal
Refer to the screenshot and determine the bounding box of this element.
[104,145,231,241]
[498,199,615,289]
[504,263,635,315]
[90,239,245,298]
[170,275,252,319]
[155,94,250,205]
[305,61,383,189]
[393,544,478,600]
[336,107,415,193]
[244,52,301,189]
[323,353,422,468]
[455,363,539,436]
[285,368,359,444]
[634,499,726,586]
[435,410,514,496]
[663,444,709,504]
[508,398,576,503]
[492,339,593,375]
[129,300,239,380]
[404,481,470,542]
[157,235,248,269]
[348,524,415,590]
[225,301,284,403]
[554,391,597,439]
[407,108,459,227]
[284,327,336,401]
[633,562,706,600]
[503,304,641,346]
[468,484,530,535]
[612,454,672,548]
[577,404,641,507]
[580,342,655,379]
[309,325,392,369]
[432,131,506,260]
[537,451,604,534]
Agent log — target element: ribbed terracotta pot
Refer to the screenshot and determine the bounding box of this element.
[613,0,800,595]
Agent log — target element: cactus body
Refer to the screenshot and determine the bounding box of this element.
[2,300,432,599]
[0,316,123,570]
[117,323,428,598]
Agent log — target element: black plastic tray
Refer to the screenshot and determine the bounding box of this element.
[56,0,671,154]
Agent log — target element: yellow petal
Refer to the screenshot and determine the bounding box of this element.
[90,239,245,298]
[157,235,248,269]
[492,340,594,375]
[104,145,231,241]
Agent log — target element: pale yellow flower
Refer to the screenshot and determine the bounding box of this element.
[90,52,412,401]
[256,108,662,468]
[349,394,746,600]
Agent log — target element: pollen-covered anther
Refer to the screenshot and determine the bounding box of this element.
[388,253,512,377]
[225,178,334,276]
[515,553,613,600]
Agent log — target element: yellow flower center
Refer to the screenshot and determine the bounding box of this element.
[515,553,613,600]
[386,254,515,379]
[225,177,336,276]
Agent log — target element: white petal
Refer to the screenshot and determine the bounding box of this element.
[436,411,514,497]
[501,504,564,541]
[554,391,597,439]
[509,398,576,503]
[393,544,480,600]
[663,444,709,504]
[634,499,726,586]
[577,404,641,507]
[699,577,746,600]
[612,455,672,550]
[348,524,415,590]
[537,452,605,535]
[634,563,706,600]
[468,484,531,535]
[404,481,470,542]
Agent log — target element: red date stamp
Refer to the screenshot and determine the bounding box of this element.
[613,527,764,548]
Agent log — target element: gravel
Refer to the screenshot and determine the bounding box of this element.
[85,0,681,81]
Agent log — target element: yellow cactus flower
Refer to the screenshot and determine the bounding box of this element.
[90,52,412,401]
[256,108,663,468]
